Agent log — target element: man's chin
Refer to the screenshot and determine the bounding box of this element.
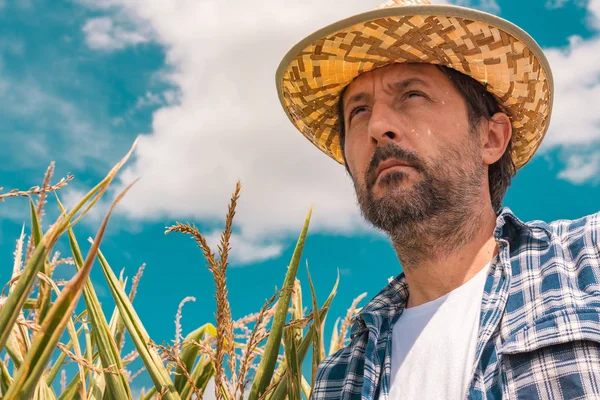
[369,179,413,200]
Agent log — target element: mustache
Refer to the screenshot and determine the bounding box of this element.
[365,144,426,187]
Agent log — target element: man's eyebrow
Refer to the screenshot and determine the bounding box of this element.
[344,92,371,110]
[343,77,431,110]
[390,77,431,91]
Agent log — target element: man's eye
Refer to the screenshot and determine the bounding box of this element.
[349,106,368,120]
[406,91,425,99]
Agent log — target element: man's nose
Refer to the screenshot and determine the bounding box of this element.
[367,103,402,145]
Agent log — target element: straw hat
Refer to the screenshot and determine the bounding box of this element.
[275,0,553,170]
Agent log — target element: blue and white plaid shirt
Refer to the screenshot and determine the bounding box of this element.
[312,207,600,399]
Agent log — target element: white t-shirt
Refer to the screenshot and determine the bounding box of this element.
[389,264,489,400]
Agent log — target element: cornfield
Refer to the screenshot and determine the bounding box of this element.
[0,139,366,399]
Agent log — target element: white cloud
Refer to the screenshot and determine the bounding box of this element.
[541,35,600,148]
[134,91,163,110]
[453,0,500,13]
[590,0,600,28]
[83,16,149,51]
[205,230,283,265]
[479,0,500,13]
[558,153,600,184]
[544,0,600,28]
[546,0,571,8]
[530,1,600,185]
[534,0,600,188]
[75,0,599,262]
[77,0,390,264]
[0,78,124,172]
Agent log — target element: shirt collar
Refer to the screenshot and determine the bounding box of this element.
[494,206,553,243]
[351,206,553,329]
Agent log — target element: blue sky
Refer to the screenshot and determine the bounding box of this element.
[1,0,599,395]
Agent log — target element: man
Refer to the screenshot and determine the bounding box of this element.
[275,0,600,399]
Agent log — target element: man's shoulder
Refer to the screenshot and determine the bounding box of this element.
[502,209,600,337]
[504,208,600,257]
[545,209,600,239]
[525,209,600,266]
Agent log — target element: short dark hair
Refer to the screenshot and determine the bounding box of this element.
[336,64,516,213]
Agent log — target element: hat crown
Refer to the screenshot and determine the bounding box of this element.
[376,0,431,9]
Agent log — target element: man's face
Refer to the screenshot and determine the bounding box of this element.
[341,63,485,236]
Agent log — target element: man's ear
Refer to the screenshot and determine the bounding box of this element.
[482,112,512,166]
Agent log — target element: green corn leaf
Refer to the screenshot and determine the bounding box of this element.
[108,272,129,354]
[0,238,52,353]
[268,272,338,400]
[306,263,323,390]
[179,357,215,400]
[87,333,108,400]
[283,328,301,400]
[55,197,132,400]
[174,323,217,393]
[140,387,157,400]
[108,303,126,354]
[2,177,137,400]
[37,383,57,400]
[29,197,52,324]
[248,206,312,400]
[95,245,181,400]
[328,318,341,358]
[291,278,303,345]
[56,349,101,400]
[5,328,25,369]
[46,324,84,384]
[57,375,83,400]
[301,376,311,400]
[22,299,38,309]
[0,358,12,394]
[28,197,43,246]
[0,139,138,354]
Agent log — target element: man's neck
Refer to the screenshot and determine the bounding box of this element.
[393,207,499,309]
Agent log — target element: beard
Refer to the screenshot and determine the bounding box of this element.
[353,136,484,248]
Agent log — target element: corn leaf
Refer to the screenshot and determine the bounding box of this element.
[140,387,157,400]
[55,196,132,400]
[22,299,38,309]
[0,358,12,394]
[0,236,53,353]
[108,271,129,353]
[108,303,126,354]
[1,178,137,400]
[301,376,311,400]
[179,357,215,400]
[268,272,338,400]
[283,328,301,400]
[306,263,323,390]
[291,279,303,345]
[87,336,107,400]
[248,206,312,400]
[57,375,83,400]
[95,245,181,400]
[46,324,84,384]
[29,197,52,324]
[0,138,138,353]
[28,197,43,246]
[5,328,25,369]
[174,323,217,393]
[328,318,340,358]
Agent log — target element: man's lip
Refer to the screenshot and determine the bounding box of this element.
[375,159,412,178]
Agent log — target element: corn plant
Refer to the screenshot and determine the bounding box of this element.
[0,139,367,399]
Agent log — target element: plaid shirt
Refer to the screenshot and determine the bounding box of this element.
[312,207,600,400]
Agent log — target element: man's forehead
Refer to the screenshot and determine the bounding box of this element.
[343,63,440,99]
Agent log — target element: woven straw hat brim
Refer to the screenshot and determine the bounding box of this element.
[275,4,554,170]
